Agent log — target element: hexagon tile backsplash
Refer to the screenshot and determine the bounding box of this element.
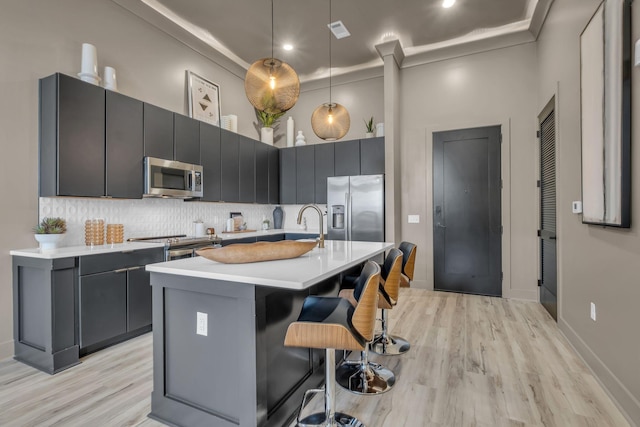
[39,198,276,246]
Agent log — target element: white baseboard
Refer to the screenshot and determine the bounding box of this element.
[559,317,639,427]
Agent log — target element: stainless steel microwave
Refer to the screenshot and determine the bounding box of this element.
[144,157,203,198]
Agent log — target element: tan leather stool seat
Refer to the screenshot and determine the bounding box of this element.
[284,261,380,427]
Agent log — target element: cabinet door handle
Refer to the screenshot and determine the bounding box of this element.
[113,268,129,273]
[127,266,144,272]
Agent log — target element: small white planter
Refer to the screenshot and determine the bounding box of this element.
[365,132,375,138]
[34,234,65,250]
[261,127,274,145]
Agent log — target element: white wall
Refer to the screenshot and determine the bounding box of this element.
[537,0,640,422]
[399,43,539,300]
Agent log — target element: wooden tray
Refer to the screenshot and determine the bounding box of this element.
[222,229,257,234]
[196,240,317,264]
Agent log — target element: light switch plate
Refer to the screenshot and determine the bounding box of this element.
[408,215,420,224]
[572,201,583,214]
[197,312,208,336]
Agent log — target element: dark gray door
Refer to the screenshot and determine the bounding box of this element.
[433,126,502,296]
[539,106,557,320]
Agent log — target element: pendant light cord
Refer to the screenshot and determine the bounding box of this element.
[271,0,274,60]
[328,0,332,104]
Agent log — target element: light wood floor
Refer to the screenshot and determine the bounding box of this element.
[0,289,630,427]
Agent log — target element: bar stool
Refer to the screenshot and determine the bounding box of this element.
[284,261,381,427]
[334,250,403,395]
[370,247,411,356]
[398,241,417,288]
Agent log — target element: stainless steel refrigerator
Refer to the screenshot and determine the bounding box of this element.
[327,174,384,241]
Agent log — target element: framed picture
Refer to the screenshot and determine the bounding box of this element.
[580,0,631,227]
[186,70,221,126]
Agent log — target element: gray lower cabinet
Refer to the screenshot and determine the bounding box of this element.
[79,270,128,350]
[78,248,163,354]
[12,247,163,373]
[40,73,106,197]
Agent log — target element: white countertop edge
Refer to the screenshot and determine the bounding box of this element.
[147,241,394,290]
[10,241,166,259]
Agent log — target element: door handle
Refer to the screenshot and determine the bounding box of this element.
[436,222,447,229]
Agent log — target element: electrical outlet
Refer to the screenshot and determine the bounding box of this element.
[197,312,208,336]
[408,215,420,224]
[590,302,596,321]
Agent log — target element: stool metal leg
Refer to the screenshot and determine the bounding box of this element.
[335,345,395,395]
[297,349,365,427]
[370,309,410,355]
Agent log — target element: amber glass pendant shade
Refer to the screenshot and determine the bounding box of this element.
[245,57,300,114]
[311,102,350,141]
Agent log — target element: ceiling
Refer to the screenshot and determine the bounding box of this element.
[127,0,550,82]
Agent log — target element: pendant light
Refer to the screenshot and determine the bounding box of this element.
[311,0,350,141]
[244,0,300,114]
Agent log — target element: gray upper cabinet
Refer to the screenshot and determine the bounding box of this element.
[220,129,240,202]
[200,123,221,202]
[360,137,385,175]
[174,114,200,164]
[143,103,174,160]
[296,145,315,204]
[314,143,334,204]
[279,147,296,204]
[40,73,105,197]
[255,142,269,204]
[334,139,361,176]
[106,91,144,199]
[239,136,256,203]
[268,146,279,204]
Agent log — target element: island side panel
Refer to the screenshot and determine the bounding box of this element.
[12,256,79,374]
[149,272,259,427]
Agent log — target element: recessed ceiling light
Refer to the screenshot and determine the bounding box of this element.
[442,0,456,8]
[283,44,293,51]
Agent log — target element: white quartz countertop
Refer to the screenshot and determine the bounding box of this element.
[10,242,166,259]
[146,240,393,290]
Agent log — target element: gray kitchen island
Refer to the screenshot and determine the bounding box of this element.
[146,240,393,427]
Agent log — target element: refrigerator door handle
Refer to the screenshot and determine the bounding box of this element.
[347,192,352,241]
[344,192,350,240]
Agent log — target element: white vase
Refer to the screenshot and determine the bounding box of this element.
[34,234,65,250]
[295,130,306,146]
[376,123,384,137]
[286,117,294,147]
[261,127,274,145]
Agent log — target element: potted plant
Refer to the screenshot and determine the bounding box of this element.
[364,116,375,138]
[33,217,67,250]
[262,218,270,230]
[256,108,285,145]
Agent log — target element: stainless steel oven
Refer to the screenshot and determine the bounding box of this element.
[128,235,222,261]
